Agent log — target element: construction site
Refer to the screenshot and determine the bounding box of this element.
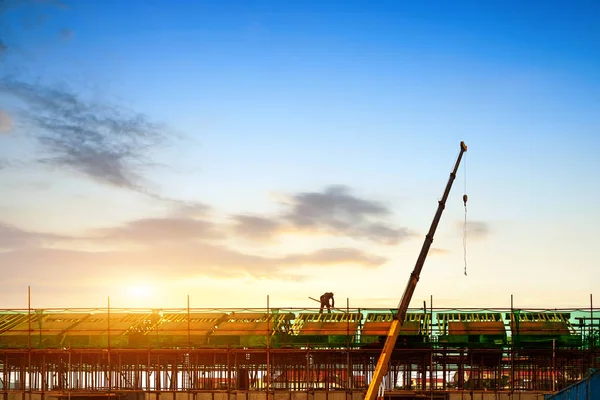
[2,142,595,400]
[0,303,599,400]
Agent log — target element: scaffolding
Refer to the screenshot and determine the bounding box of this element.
[0,305,599,397]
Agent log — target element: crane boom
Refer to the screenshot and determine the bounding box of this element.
[364,141,467,400]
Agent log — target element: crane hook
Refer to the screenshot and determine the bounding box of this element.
[463,194,468,206]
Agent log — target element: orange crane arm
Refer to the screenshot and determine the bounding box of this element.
[364,141,467,400]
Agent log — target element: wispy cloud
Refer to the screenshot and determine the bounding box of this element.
[1,78,172,190]
[234,186,413,245]
[58,27,73,40]
[173,202,212,218]
[89,187,411,247]
[148,197,212,218]
[0,110,13,132]
[0,240,387,284]
[464,221,490,239]
[92,217,224,243]
[232,215,281,240]
[281,248,385,268]
[0,211,389,284]
[282,185,412,244]
[0,222,68,250]
[429,247,449,255]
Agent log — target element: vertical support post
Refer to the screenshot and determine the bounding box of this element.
[40,354,45,400]
[591,294,595,368]
[146,347,151,391]
[430,294,434,397]
[27,287,31,400]
[187,294,191,399]
[429,334,433,393]
[346,298,351,390]
[510,294,514,394]
[266,295,271,396]
[591,293,594,343]
[305,347,310,392]
[429,295,434,398]
[442,351,446,391]
[27,286,31,349]
[421,353,426,391]
[155,354,160,395]
[226,345,231,394]
[421,302,427,391]
[458,350,464,390]
[430,295,433,337]
[552,339,556,392]
[107,296,111,394]
[68,346,72,400]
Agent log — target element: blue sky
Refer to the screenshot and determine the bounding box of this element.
[0,0,599,310]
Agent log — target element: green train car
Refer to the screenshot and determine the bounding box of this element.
[360,312,430,348]
[437,312,507,347]
[0,309,591,350]
[506,311,582,348]
[288,312,362,346]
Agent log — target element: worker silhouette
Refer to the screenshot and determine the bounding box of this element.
[319,292,335,313]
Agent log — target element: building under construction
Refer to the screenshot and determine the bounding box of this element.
[3,143,591,400]
[1,304,599,400]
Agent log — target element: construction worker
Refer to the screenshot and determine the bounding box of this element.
[319,292,335,313]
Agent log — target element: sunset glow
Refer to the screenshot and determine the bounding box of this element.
[127,283,153,300]
[1,1,599,310]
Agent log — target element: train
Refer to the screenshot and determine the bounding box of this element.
[0,308,594,350]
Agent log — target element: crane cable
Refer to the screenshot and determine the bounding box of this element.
[462,153,468,276]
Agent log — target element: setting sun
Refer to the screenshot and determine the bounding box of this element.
[124,282,154,304]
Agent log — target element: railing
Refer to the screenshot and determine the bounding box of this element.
[0,306,598,350]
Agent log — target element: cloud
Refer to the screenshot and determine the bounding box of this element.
[464,221,490,239]
[0,185,401,253]
[230,186,413,245]
[173,202,212,218]
[0,209,389,285]
[92,217,224,243]
[354,222,412,245]
[58,27,72,40]
[276,186,413,244]
[149,197,212,218]
[1,185,410,249]
[85,214,386,267]
[232,215,281,240]
[81,202,218,245]
[286,185,389,222]
[429,248,449,255]
[0,222,68,250]
[0,184,403,285]
[0,242,387,285]
[1,78,172,190]
[281,248,385,268]
[0,110,13,133]
[282,185,412,244]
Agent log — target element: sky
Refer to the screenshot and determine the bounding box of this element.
[0,0,599,311]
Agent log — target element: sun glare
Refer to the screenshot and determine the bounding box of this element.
[127,283,153,300]
[130,284,152,297]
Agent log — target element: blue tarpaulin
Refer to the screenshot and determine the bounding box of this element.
[546,369,600,399]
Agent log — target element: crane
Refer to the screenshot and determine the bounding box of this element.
[364,141,468,400]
